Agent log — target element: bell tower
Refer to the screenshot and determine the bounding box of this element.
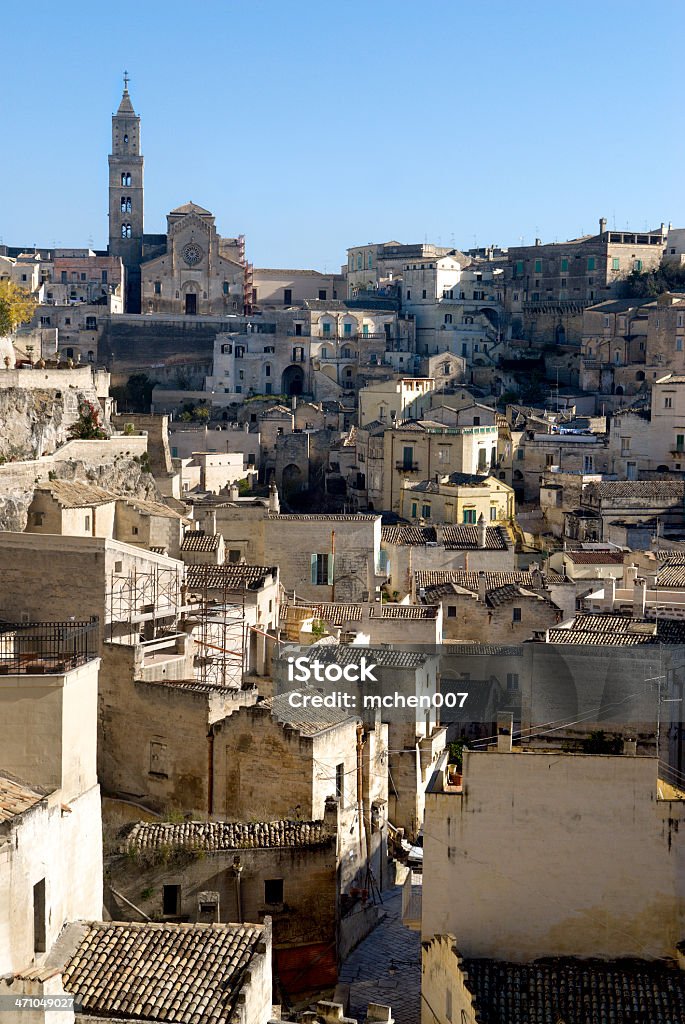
[108,72,144,312]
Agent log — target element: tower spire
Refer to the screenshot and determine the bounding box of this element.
[123,69,130,92]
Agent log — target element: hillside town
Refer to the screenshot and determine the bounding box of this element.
[2,75,685,1024]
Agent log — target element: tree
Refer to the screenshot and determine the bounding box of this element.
[0,281,37,337]
[68,400,108,440]
[193,405,210,423]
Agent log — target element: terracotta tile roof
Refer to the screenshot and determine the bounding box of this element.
[547,613,685,645]
[38,481,116,508]
[310,603,364,624]
[123,498,187,520]
[263,690,357,735]
[185,564,277,592]
[656,559,685,587]
[181,531,222,553]
[565,550,624,565]
[61,920,264,1023]
[369,604,440,619]
[124,819,333,853]
[381,524,509,551]
[442,526,509,551]
[0,773,45,824]
[462,956,685,1024]
[268,513,377,522]
[297,645,433,670]
[584,479,685,501]
[484,584,556,608]
[415,569,567,592]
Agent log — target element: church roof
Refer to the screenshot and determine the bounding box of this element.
[116,89,136,116]
[169,201,213,217]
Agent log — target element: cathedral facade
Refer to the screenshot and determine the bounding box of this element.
[108,79,248,315]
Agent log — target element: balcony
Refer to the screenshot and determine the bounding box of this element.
[0,619,99,674]
[395,461,419,472]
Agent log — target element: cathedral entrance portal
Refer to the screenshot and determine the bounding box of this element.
[185,293,197,315]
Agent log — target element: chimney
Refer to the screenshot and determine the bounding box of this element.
[477,512,487,549]
[497,713,514,752]
[477,571,487,603]
[603,575,616,612]
[268,478,280,514]
[633,577,647,618]
[535,238,541,247]
[622,736,637,756]
[229,482,239,501]
[599,217,607,235]
[624,563,638,589]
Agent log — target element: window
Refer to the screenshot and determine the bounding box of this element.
[40,315,51,326]
[411,502,417,518]
[512,607,522,623]
[421,504,431,519]
[437,446,450,463]
[84,515,91,532]
[335,763,344,801]
[634,259,643,272]
[131,526,139,536]
[515,260,524,276]
[534,259,542,273]
[665,397,673,409]
[463,509,477,524]
[85,316,96,329]
[362,323,369,336]
[33,879,46,953]
[121,172,131,186]
[506,672,519,691]
[149,740,168,776]
[283,288,292,304]
[447,606,457,618]
[677,435,685,452]
[292,346,304,361]
[490,506,497,520]
[311,553,333,585]
[560,258,569,272]
[228,549,241,563]
[444,314,453,324]
[422,289,427,299]
[357,254,362,271]
[367,253,373,269]
[473,416,480,426]
[154,280,161,295]
[264,879,284,905]
[612,257,620,271]
[677,338,683,352]
[264,364,271,377]
[322,322,331,335]
[406,289,411,299]
[318,289,327,300]
[235,345,245,358]
[120,196,132,213]
[162,885,181,916]
[621,437,631,454]
[121,223,132,238]
[343,322,352,336]
[402,446,414,470]
[583,455,594,473]
[587,257,596,271]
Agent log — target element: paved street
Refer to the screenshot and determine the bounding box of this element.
[339,884,421,1024]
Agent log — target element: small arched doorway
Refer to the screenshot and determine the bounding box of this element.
[281,365,304,396]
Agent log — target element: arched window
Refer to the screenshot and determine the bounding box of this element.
[615,386,624,396]
[120,196,132,213]
[636,370,645,382]
[123,134,129,143]
[121,223,132,239]
[120,172,131,187]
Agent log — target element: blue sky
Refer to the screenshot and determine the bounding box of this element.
[1,1,682,269]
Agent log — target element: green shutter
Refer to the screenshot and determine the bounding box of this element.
[311,553,318,584]
[327,554,335,586]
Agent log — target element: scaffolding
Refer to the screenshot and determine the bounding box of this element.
[106,564,184,644]
[186,564,249,688]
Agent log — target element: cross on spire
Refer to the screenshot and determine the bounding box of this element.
[123,70,130,92]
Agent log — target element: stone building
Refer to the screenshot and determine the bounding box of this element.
[421,747,685,962]
[578,479,685,543]
[380,420,500,513]
[282,601,442,646]
[99,633,257,813]
[0,620,103,979]
[346,240,456,296]
[252,267,345,307]
[380,523,515,600]
[399,474,514,525]
[414,567,575,621]
[505,218,667,344]
[204,506,385,603]
[358,378,435,427]
[420,573,563,643]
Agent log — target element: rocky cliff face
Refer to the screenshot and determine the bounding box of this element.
[0,386,106,462]
[0,385,162,532]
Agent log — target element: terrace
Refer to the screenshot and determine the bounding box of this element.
[0,619,98,674]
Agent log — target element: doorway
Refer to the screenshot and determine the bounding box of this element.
[185,293,197,315]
